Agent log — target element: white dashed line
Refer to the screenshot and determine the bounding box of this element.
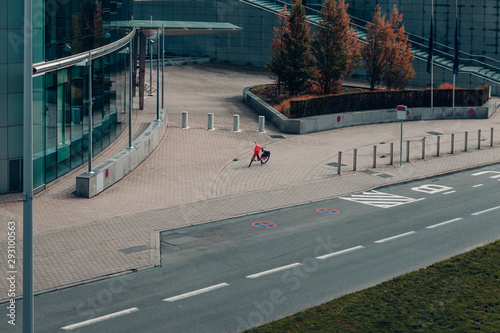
[443,191,456,195]
[375,231,416,244]
[246,263,302,279]
[163,283,230,302]
[471,205,500,216]
[316,246,365,260]
[426,218,463,229]
[61,307,139,331]
[472,184,484,188]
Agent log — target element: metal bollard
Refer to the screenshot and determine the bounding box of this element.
[478,129,481,149]
[182,111,189,129]
[207,113,215,130]
[258,116,266,133]
[451,133,454,154]
[422,137,426,159]
[406,140,410,162]
[233,115,241,132]
[353,148,357,171]
[373,145,377,168]
[491,127,494,147]
[465,131,468,151]
[390,143,394,165]
[437,136,440,157]
[337,151,342,175]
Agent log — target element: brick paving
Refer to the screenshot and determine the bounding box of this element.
[1,64,500,301]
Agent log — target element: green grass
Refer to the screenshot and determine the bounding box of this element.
[245,240,500,332]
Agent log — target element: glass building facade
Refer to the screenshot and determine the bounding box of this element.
[1,0,133,193]
[1,0,498,193]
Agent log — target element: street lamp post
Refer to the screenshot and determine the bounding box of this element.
[129,40,134,149]
[162,24,165,110]
[156,28,160,121]
[149,39,154,96]
[23,0,34,331]
[88,50,94,173]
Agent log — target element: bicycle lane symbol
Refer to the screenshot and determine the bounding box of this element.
[251,222,277,229]
[316,208,340,215]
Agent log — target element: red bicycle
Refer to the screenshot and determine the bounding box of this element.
[249,142,270,167]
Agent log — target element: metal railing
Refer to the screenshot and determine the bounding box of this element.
[240,0,500,82]
[32,28,136,76]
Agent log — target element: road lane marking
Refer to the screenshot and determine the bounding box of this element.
[246,263,302,279]
[471,171,500,178]
[443,191,456,195]
[375,231,416,244]
[471,205,500,216]
[472,184,484,188]
[340,190,425,209]
[163,283,229,302]
[61,307,139,331]
[316,246,365,260]
[426,218,463,229]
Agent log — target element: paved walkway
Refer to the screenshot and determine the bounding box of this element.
[1,64,500,301]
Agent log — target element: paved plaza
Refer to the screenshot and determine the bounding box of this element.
[1,64,500,301]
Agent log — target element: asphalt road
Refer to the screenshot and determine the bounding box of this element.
[2,165,500,332]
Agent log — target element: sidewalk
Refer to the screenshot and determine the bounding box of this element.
[1,64,499,301]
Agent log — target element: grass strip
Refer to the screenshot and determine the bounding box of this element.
[245,240,500,332]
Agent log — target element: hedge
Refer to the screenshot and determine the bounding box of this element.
[289,86,489,118]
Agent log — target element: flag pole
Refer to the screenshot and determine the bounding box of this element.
[431,0,434,109]
[452,0,458,108]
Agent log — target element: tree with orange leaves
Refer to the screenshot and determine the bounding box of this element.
[362,5,390,90]
[267,0,315,97]
[266,5,288,95]
[311,0,361,95]
[382,5,415,90]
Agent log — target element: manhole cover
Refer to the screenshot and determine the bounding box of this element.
[427,131,443,136]
[326,162,348,167]
[118,245,152,254]
[377,173,394,178]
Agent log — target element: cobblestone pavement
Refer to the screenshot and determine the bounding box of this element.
[1,64,499,300]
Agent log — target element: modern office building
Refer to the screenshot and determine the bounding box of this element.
[1,0,499,194]
[1,0,134,193]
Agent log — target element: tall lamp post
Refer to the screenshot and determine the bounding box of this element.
[156,28,160,121]
[76,52,94,173]
[23,0,34,330]
[148,38,154,96]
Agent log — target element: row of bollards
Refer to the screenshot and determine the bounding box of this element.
[338,127,496,175]
[181,112,266,133]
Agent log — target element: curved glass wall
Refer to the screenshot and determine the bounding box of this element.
[45,0,133,61]
[42,49,129,184]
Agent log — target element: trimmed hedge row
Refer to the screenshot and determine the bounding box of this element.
[289,86,489,118]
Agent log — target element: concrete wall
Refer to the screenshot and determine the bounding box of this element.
[243,86,498,134]
[76,109,168,198]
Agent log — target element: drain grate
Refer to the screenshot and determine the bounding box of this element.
[377,173,394,178]
[118,245,152,254]
[427,131,443,136]
[327,162,348,167]
[269,135,285,139]
[164,236,197,246]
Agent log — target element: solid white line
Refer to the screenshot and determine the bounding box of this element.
[471,205,500,216]
[443,191,456,195]
[163,283,229,302]
[246,263,302,279]
[426,218,463,229]
[61,307,139,331]
[316,245,365,260]
[375,231,416,244]
[472,184,484,188]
